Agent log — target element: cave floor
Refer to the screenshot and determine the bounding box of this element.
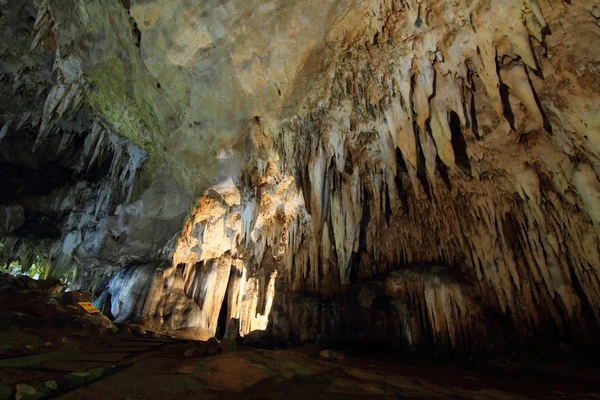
[3,331,599,400]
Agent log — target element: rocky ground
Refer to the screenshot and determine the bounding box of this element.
[3,337,600,400]
[2,274,600,400]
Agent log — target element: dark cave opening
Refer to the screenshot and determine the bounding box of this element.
[499,83,516,130]
[449,110,472,175]
[395,148,411,214]
[216,290,228,341]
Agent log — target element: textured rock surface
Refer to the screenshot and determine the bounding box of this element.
[1,0,600,356]
[0,272,117,366]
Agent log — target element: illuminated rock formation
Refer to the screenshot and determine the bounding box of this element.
[1,0,600,355]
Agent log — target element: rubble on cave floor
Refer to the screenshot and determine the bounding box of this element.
[0,272,186,399]
[0,272,117,349]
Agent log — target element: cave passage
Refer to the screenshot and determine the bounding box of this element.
[215,290,228,340]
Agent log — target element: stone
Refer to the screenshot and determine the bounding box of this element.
[243,330,280,350]
[202,353,277,392]
[207,344,222,357]
[223,318,241,341]
[219,339,237,353]
[315,333,332,349]
[0,332,43,354]
[56,291,92,306]
[0,384,12,400]
[127,324,147,337]
[183,348,206,358]
[15,384,39,400]
[65,368,105,388]
[14,383,52,400]
[319,350,345,362]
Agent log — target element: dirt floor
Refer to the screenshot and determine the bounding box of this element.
[5,333,599,400]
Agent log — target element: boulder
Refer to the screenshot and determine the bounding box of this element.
[223,318,240,341]
[243,330,280,350]
[0,383,12,400]
[319,350,345,362]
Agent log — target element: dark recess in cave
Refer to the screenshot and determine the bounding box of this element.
[449,110,472,175]
[436,155,452,192]
[216,290,228,340]
[499,83,516,130]
[394,148,410,214]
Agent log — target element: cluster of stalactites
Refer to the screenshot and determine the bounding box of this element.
[64,0,598,353]
[84,0,600,346]
[225,0,600,340]
[96,254,278,338]
[2,0,148,280]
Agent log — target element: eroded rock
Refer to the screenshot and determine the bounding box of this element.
[1,0,600,359]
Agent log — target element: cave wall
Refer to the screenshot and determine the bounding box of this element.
[1,0,600,355]
[130,0,600,353]
[264,0,600,354]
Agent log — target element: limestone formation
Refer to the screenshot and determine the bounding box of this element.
[1,0,600,356]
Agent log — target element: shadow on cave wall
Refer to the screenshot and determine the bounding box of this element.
[265,259,600,362]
